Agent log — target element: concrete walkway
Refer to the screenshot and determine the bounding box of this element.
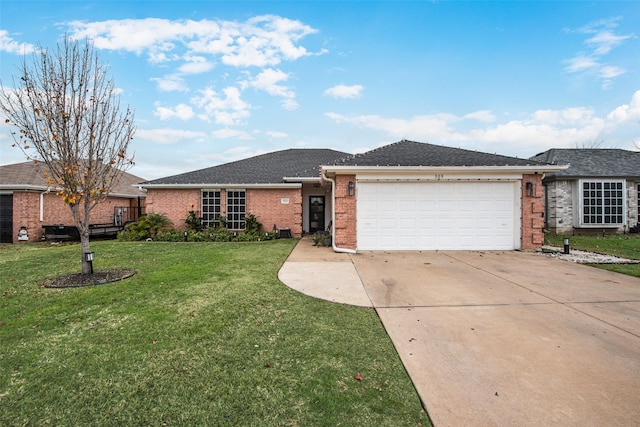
[278,238,640,426]
[278,238,372,307]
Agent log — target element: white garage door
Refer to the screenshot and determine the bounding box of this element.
[357,181,519,250]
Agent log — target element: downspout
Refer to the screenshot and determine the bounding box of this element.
[321,170,357,254]
[40,189,47,222]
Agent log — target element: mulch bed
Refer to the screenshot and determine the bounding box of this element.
[43,269,137,288]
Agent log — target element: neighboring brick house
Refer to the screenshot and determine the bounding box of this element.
[0,161,146,243]
[530,148,640,234]
[140,140,564,251]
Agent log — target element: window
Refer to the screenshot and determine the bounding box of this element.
[226,190,246,229]
[202,190,221,228]
[581,180,624,226]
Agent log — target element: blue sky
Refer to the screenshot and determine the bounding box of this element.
[1,1,639,180]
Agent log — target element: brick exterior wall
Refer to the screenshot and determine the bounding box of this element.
[145,187,303,236]
[145,188,202,230]
[521,174,545,249]
[12,192,41,243]
[11,190,138,243]
[247,188,302,236]
[333,175,356,249]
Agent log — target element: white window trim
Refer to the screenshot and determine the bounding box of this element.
[577,179,626,228]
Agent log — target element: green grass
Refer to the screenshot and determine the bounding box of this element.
[545,233,640,277]
[0,240,429,426]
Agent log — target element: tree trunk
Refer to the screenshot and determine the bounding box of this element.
[80,228,92,275]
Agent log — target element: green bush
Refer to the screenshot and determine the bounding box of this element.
[185,210,204,232]
[153,229,184,242]
[118,213,173,241]
[119,212,278,243]
[244,213,262,235]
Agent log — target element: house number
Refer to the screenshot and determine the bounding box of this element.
[435,174,444,180]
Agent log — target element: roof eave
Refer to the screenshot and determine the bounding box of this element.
[0,184,50,191]
[282,176,322,183]
[321,165,568,174]
[139,183,302,190]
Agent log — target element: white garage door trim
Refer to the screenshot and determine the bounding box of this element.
[356,181,521,251]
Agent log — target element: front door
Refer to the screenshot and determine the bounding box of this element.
[309,196,325,233]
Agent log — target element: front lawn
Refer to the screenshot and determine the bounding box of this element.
[0,240,429,426]
[545,233,640,277]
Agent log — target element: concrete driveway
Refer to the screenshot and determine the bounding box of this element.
[351,250,640,426]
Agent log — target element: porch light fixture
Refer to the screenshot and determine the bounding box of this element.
[348,181,355,196]
[526,182,535,197]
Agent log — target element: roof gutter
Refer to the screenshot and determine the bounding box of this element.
[321,170,357,255]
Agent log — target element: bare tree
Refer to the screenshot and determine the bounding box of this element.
[574,138,604,149]
[0,38,135,274]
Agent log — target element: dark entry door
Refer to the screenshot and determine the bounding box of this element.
[0,194,13,243]
[309,196,325,233]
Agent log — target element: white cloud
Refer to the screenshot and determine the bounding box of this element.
[211,128,253,139]
[150,75,189,92]
[325,112,464,141]
[325,96,640,156]
[191,86,251,125]
[463,110,496,123]
[471,119,605,153]
[281,98,300,111]
[599,65,626,79]
[154,103,195,121]
[66,15,320,68]
[585,29,633,56]
[265,130,288,138]
[563,18,634,87]
[607,90,640,124]
[323,84,364,99]
[246,68,294,97]
[136,128,206,144]
[532,107,595,125]
[178,56,215,75]
[563,55,600,73]
[0,30,35,54]
[240,68,299,110]
[196,146,268,165]
[64,15,320,118]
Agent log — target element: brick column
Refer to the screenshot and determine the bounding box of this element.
[334,175,356,249]
[521,174,545,249]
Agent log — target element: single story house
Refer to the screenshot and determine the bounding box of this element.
[0,161,146,243]
[530,148,640,234]
[140,140,564,252]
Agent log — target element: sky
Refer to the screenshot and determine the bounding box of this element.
[1,1,639,180]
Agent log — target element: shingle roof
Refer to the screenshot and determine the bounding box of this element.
[332,140,543,167]
[141,148,352,185]
[529,149,640,179]
[0,161,147,197]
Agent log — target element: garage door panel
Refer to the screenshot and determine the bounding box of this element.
[357,181,519,250]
